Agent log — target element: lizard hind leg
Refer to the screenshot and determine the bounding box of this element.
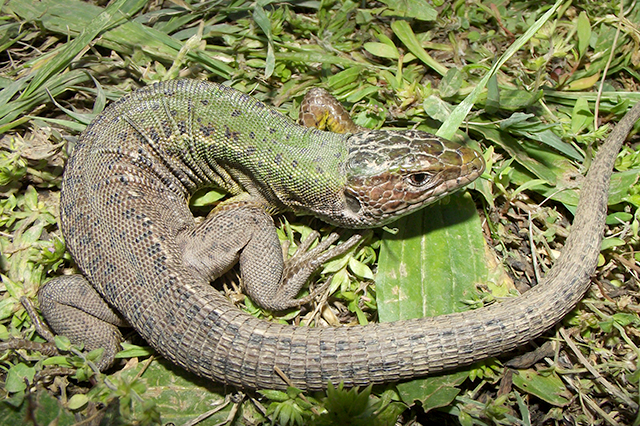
[38,275,128,371]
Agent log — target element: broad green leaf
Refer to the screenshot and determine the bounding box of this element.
[377,192,511,408]
[363,42,399,59]
[576,12,591,58]
[5,363,36,393]
[571,97,593,134]
[124,359,231,425]
[391,20,447,76]
[396,371,467,412]
[512,369,571,407]
[0,388,76,426]
[379,0,437,21]
[601,237,625,250]
[67,394,89,410]
[439,68,463,99]
[377,193,490,320]
[606,212,633,225]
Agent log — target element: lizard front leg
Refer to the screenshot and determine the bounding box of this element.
[179,201,360,311]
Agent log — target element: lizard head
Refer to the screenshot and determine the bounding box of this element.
[338,129,485,228]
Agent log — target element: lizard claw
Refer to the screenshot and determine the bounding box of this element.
[271,232,363,310]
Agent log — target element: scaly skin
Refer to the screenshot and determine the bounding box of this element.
[38,79,640,391]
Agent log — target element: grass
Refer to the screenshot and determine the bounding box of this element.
[1,0,640,425]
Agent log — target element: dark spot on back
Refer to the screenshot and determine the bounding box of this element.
[224,125,240,141]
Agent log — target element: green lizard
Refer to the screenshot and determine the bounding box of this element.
[36,79,640,390]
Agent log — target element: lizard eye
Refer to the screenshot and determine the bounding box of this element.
[407,172,433,187]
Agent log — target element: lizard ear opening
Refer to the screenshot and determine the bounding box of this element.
[344,191,361,215]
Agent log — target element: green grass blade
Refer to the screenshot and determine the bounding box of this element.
[20,0,146,100]
[438,0,563,139]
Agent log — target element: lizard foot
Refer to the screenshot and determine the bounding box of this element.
[266,232,363,311]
